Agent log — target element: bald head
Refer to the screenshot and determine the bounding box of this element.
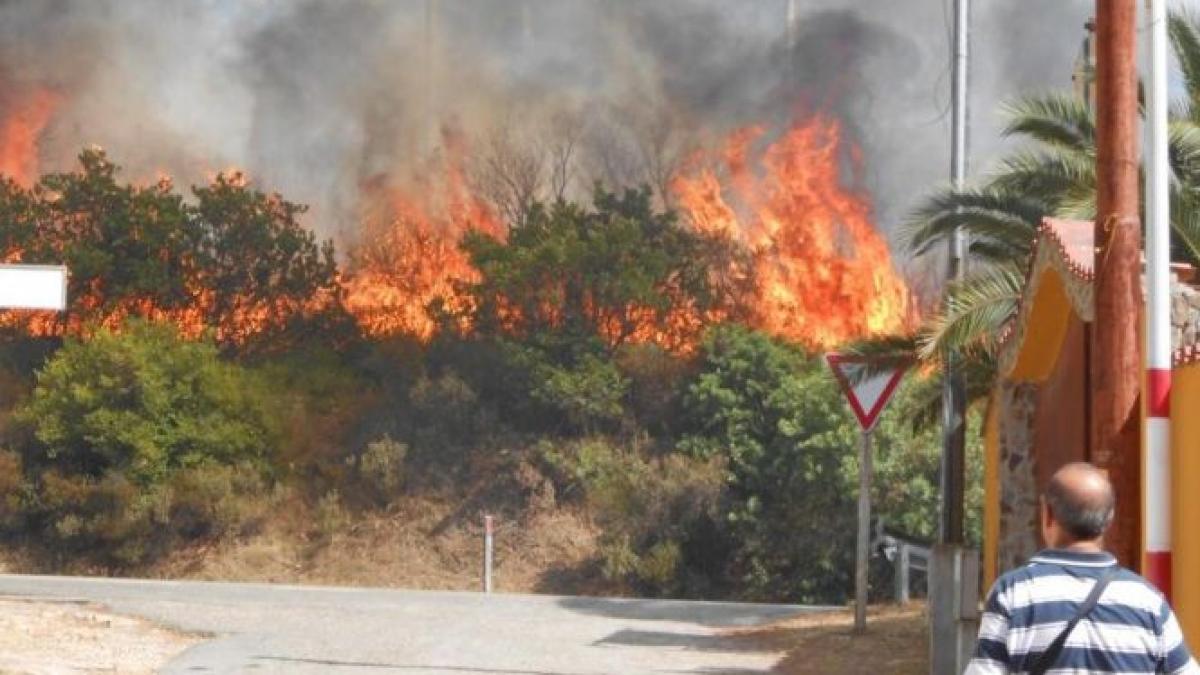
[1044,462,1115,543]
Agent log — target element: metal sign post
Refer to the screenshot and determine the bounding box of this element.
[854,427,874,632]
[826,354,908,633]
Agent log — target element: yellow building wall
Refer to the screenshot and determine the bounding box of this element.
[1172,364,1200,649]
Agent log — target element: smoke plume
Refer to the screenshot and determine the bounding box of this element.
[0,0,1094,251]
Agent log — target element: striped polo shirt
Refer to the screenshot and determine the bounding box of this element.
[966,549,1199,674]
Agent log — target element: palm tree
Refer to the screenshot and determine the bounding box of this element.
[851,12,1200,426]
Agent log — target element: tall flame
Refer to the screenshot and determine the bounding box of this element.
[344,129,504,340]
[0,87,58,185]
[672,114,912,349]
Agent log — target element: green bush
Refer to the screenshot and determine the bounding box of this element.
[532,355,628,435]
[10,321,282,565]
[0,450,27,530]
[356,435,408,506]
[677,325,984,603]
[399,371,501,475]
[614,344,693,437]
[681,326,859,602]
[36,469,170,565]
[168,462,273,539]
[313,489,348,544]
[254,347,371,485]
[18,321,278,484]
[540,439,724,596]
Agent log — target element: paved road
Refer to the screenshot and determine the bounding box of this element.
[0,575,819,674]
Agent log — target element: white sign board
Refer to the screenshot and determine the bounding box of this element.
[0,264,68,311]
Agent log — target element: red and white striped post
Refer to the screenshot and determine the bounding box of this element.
[1144,0,1172,599]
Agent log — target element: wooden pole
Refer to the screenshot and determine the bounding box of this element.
[1092,0,1143,568]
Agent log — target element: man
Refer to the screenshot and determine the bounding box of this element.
[967,462,1198,674]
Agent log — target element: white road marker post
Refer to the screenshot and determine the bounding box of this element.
[483,514,494,594]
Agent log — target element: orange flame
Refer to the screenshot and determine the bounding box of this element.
[0,87,58,185]
[672,114,912,349]
[344,128,504,340]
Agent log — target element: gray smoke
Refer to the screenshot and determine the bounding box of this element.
[0,0,1095,255]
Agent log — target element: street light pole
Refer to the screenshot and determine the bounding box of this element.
[941,0,970,549]
[931,1,977,671]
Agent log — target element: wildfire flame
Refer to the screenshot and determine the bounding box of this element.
[343,128,504,340]
[0,87,58,186]
[0,82,910,353]
[672,114,912,348]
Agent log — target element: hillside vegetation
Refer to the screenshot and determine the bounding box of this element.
[0,152,981,603]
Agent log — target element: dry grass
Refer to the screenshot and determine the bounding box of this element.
[729,603,928,675]
[139,494,603,594]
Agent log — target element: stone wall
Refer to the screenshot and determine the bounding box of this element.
[996,381,1041,574]
[1171,279,1200,349]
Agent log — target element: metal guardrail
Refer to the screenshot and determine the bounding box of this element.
[879,534,931,603]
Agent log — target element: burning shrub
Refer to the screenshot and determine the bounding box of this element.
[672,114,914,348]
[0,149,342,352]
[458,185,750,354]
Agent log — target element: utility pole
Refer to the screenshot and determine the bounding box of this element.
[1092,0,1142,568]
[930,0,979,671]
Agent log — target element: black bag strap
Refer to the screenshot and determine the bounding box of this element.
[1029,565,1119,675]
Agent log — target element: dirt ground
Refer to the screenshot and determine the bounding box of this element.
[733,603,929,675]
[0,597,198,674]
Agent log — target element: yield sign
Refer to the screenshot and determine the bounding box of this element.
[825,353,908,432]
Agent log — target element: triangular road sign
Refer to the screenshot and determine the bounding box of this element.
[825,353,909,432]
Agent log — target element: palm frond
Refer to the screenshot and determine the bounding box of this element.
[898,353,997,433]
[1170,186,1200,265]
[904,186,1047,261]
[991,150,1096,218]
[917,264,1025,360]
[1170,11,1200,120]
[837,333,921,384]
[1169,120,1200,184]
[1001,95,1095,153]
